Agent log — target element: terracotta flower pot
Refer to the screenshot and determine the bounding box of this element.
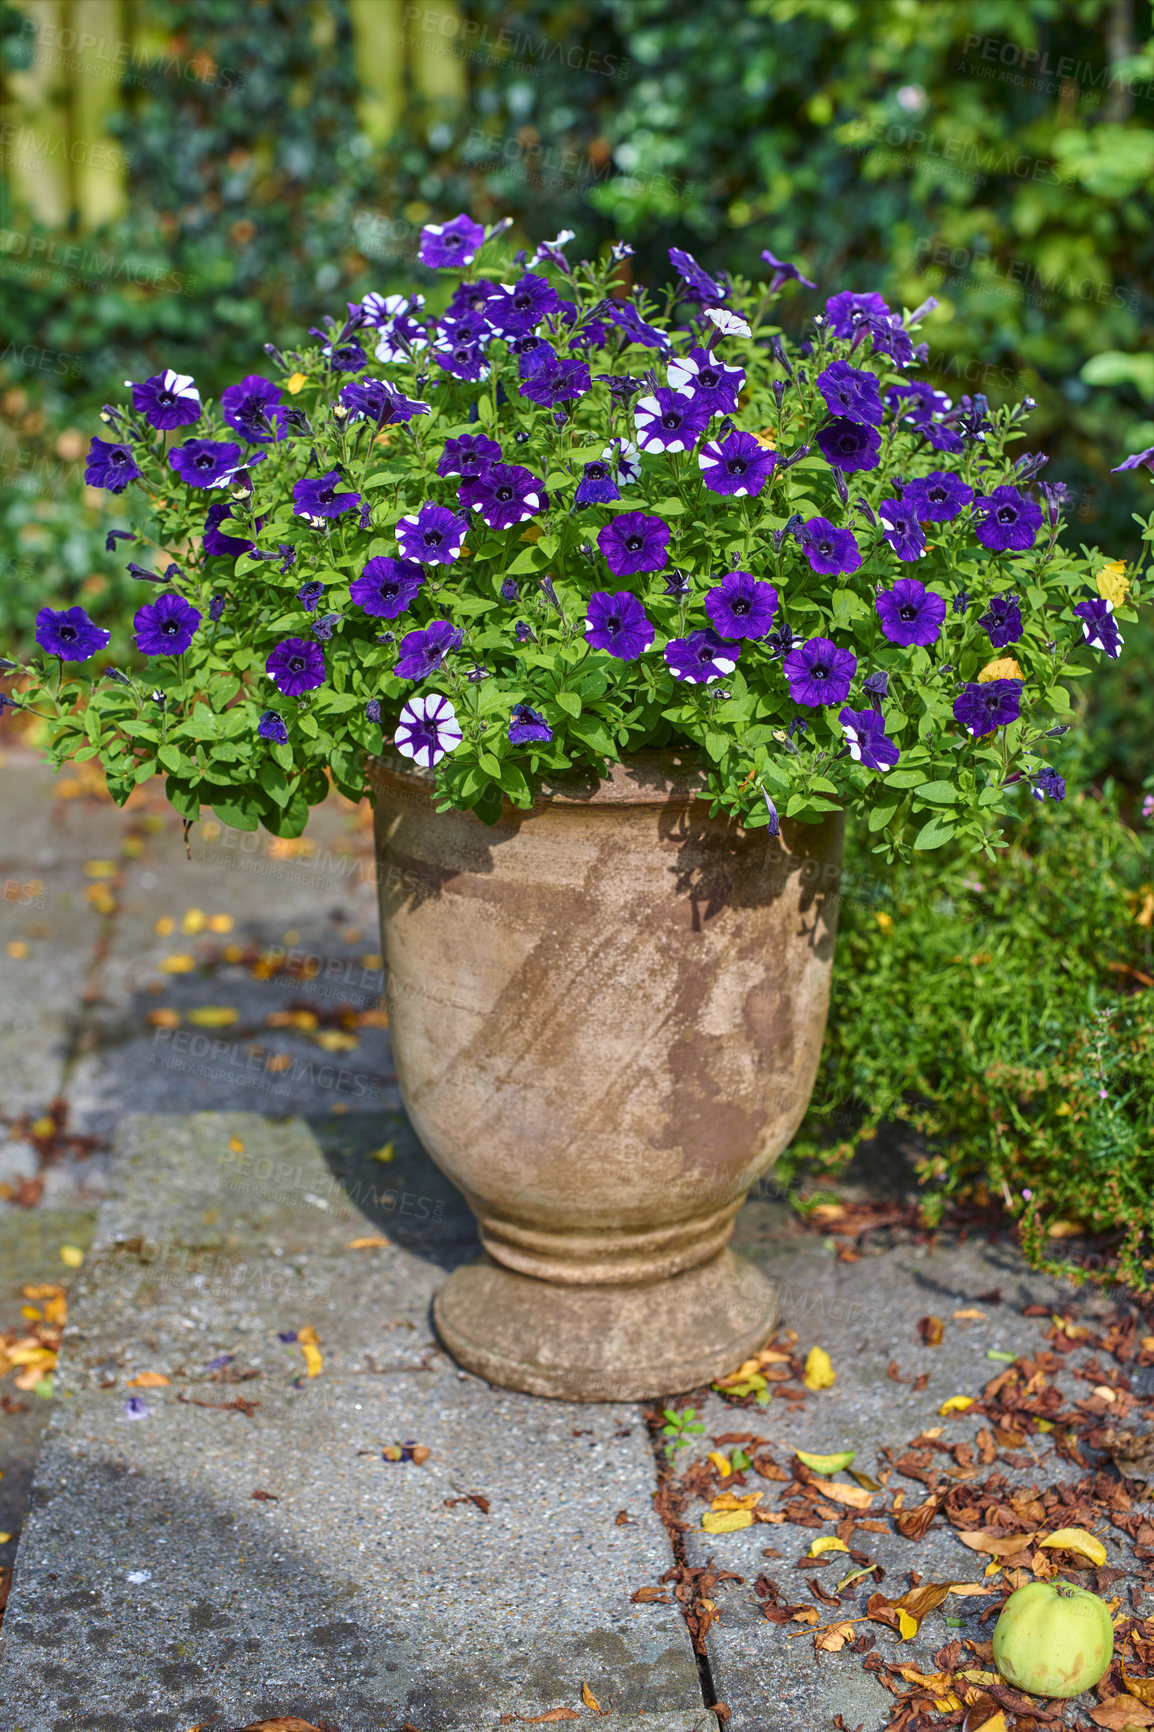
[368,751,843,1401]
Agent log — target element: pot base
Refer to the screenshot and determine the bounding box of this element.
[432,1247,777,1402]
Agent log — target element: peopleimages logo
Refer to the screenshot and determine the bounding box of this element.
[0,230,185,293]
[402,3,631,78]
[19,14,246,89]
[960,32,1154,100]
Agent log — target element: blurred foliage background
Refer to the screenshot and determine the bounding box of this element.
[2,0,1153,1259]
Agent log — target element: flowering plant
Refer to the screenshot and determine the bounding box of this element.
[9,216,1152,857]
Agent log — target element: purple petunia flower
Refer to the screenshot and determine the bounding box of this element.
[584,591,655,661]
[973,485,1043,553]
[482,273,559,336]
[438,433,502,482]
[1073,596,1124,659]
[396,503,468,565]
[877,497,928,562]
[668,246,724,302]
[508,702,553,745]
[760,249,816,292]
[433,338,491,384]
[528,229,576,270]
[394,620,461,681]
[169,439,245,490]
[125,369,201,430]
[208,594,225,622]
[124,1396,150,1421]
[839,706,900,773]
[604,300,671,353]
[697,430,776,498]
[221,374,285,444]
[953,679,1022,735]
[134,592,202,656]
[518,355,592,408]
[815,418,881,474]
[817,360,884,428]
[798,517,862,577]
[258,709,288,744]
[1112,445,1154,474]
[84,437,141,493]
[339,377,430,425]
[666,348,744,416]
[292,470,362,521]
[824,290,891,338]
[351,556,426,619]
[266,637,326,696]
[876,578,946,648]
[902,471,973,522]
[978,592,1023,649]
[783,637,857,707]
[418,213,485,270]
[202,501,254,558]
[575,460,620,506]
[1031,766,1066,801]
[394,693,463,767]
[862,669,889,701]
[297,580,325,611]
[884,381,952,426]
[470,463,547,531]
[918,422,965,455]
[664,628,740,684]
[598,512,670,577]
[705,571,778,640]
[634,387,713,454]
[35,605,110,662]
[513,333,556,377]
[602,438,641,486]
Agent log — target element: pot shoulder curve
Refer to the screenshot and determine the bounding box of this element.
[368,747,709,810]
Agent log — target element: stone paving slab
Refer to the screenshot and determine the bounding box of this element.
[0,1112,707,1731]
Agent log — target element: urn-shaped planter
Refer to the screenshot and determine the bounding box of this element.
[369,751,843,1401]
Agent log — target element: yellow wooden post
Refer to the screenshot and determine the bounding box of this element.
[3,0,74,227]
[347,0,406,146]
[69,0,127,226]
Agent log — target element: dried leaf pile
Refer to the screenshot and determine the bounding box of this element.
[649,1301,1154,1730]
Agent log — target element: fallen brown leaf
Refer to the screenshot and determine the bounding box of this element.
[630,1585,669,1604]
[1090,1699,1154,1729]
[955,1529,1036,1557]
[242,1721,327,1731]
[523,1711,580,1724]
[919,1315,945,1346]
[1124,1667,1154,1709]
[250,1489,279,1502]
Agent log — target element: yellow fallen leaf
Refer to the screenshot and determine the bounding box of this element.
[897,1667,953,1691]
[228,1137,245,1153]
[286,371,308,394]
[361,953,383,970]
[59,1245,84,1268]
[796,1449,856,1473]
[939,1395,975,1415]
[979,656,1023,682]
[154,916,174,936]
[1142,1335,1154,1351]
[206,913,234,933]
[83,860,116,878]
[1122,1663,1154,1707]
[1039,1526,1107,1565]
[804,1475,873,1510]
[187,1007,239,1028]
[159,954,197,974]
[580,1683,602,1713]
[804,1346,836,1389]
[223,944,244,963]
[126,1372,170,1388]
[297,1324,322,1377]
[952,1309,986,1321]
[314,1030,359,1052]
[6,941,29,959]
[710,1491,761,1512]
[967,1713,1008,1732]
[31,1115,56,1137]
[148,1008,182,1028]
[1098,560,1129,607]
[707,1451,733,1476]
[0,1532,11,1543]
[348,1235,390,1249]
[7,1345,56,1366]
[815,1619,857,1652]
[701,1509,754,1533]
[945,1583,996,1596]
[808,1535,849,1557]
[897,1608,918,1640]
[181,908,207,936]
[371,1142,396,1163]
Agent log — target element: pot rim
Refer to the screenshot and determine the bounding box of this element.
[367,747,711,809]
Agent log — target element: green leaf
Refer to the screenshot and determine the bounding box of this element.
[259,761,291,807]
[913,780,959,805]
[479,751,502,777]
[868,800,901,832]
[210,791,260,831]
[886,768,933,789]
[507,545,550,574]
[554,689,582,718]
[913,816,956,851]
